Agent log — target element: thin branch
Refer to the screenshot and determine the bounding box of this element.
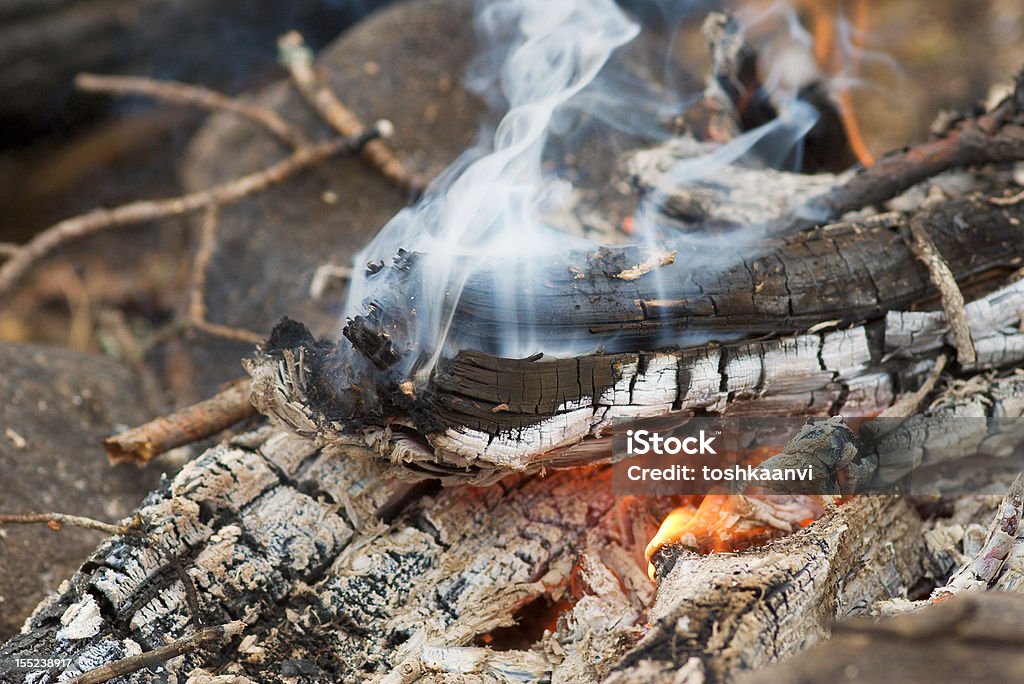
[0,127,382,299]
[806,81,1024,219]
[878,354,948,418]
[66,621,245,684]
[907,218,977,364]
[0,512,138,536]
[278,31,423,194]
[0,242,17,258]
[76,73,307,149]
[189,319,265,344]
[105,379,257,465]
[188,204,219,324]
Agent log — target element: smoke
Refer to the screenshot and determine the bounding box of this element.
[342,0,850,385]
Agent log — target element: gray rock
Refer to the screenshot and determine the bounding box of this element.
[0,342,163,639]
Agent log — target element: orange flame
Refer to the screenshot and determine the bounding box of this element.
[645,491,830,581]
[802,0,875,166]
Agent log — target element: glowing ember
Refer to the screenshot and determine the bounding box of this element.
[645,494,830,581]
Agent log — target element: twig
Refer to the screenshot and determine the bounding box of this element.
[189,319,265,345]
[66,621,245,684]
[76,73,308,149]
[182,204,264,343]
[105,379,257,465]
[806,79,1024,219]
[991,188,1024,206]
[278,31,423,194]
[0,127,382,299]
[0,512,137,536]
[188,204,219,324]
[0,242,17,258]
[172,559,205,629]
[878,354,948,418]
[907,218,977,364]
[309,263,354,299]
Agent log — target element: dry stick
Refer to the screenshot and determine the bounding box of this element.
[0,127,382,299]
[907,218,977,364]
[66,621,245,684]
[878,354,948,419]
[278,31,423,194]
[0,512,136,536]
[105,380,257,465]
[188,204,219,324]
[185,206,264,344]
[806,85,1024,218]
[75,73,308,149]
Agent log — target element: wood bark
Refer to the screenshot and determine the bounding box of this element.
[346,195,1024,359]
[0,427,648,683]
[607,496,927,684]
[0,426,928,684]
[247,266,1024,482]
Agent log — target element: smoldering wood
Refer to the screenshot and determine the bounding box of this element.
[607,496,928,684]
[0,426,650,683]
[803,70,1024,221]
[856,373,1024,491]
[347,194,1024,361]
[248,260,1024,482]
[682,12,858,173]
[0,422,934,684]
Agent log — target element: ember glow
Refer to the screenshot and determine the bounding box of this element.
[645,493,829,580]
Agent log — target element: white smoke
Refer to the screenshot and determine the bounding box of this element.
[341,0,853,384]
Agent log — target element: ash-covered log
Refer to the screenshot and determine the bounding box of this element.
[246,193,1024,482]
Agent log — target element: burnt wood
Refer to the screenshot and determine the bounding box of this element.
[246,193,1024,480]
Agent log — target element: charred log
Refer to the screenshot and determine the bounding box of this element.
[247,206,1024,480]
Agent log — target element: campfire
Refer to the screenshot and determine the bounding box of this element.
[3,0,1024,683]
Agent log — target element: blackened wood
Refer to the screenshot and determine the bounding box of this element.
[354,195,1024,360]
[804,72,1024,219]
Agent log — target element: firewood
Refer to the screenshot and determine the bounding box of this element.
[247,248,1024,482]
[0,427,919,683]
[608,496,927,684]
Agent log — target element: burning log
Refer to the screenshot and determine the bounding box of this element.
[246,211,1024,483]
[234,8,1024,484]
[0,408,961,682]
[608,496,927,684]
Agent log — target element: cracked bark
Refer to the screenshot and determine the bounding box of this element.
[248,262,1024,481]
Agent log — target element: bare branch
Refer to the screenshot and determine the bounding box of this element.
[0,128,381,299]
[66,621,245,684]
[278,31,424,194]
[105,379,257,465]
[76,73,308,149]
[0,512,138,536]
[907,217,977,364]
[188,204,219,325]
